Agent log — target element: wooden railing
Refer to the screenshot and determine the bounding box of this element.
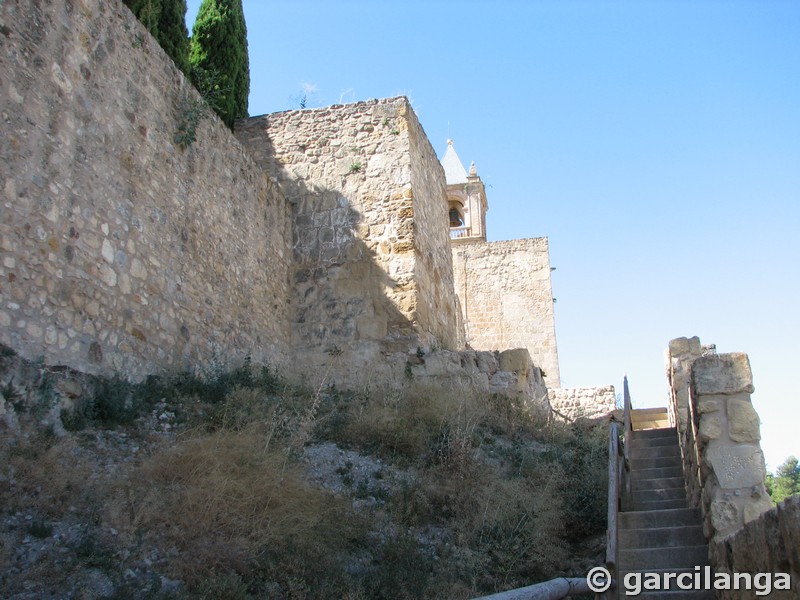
[603,376,633,599]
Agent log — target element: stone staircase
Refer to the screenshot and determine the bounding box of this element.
[617,408,715,599]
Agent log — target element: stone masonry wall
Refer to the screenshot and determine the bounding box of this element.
[709,495,799,600]
[548,385,616,421]
[0,0,292,379]
[687,352,772,542]
[405,108,465,352]
[452,238,560,387]
[408,348,550,419]
[236,98,465,388]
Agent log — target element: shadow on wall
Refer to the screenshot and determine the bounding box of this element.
[235,114,417,391]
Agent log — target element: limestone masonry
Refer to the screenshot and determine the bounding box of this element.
[1,0,606,412]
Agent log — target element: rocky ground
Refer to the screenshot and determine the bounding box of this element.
[1,348,605,599]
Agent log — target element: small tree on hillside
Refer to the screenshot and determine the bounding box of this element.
[123,0,190,75]
[766,456,800,504]
[189,0,250,129]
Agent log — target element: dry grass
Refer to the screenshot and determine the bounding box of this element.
[107,385,369,597]
[2,362,607,599]
[2,433,94,518]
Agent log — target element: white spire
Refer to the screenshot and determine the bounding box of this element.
[441,140,468,184]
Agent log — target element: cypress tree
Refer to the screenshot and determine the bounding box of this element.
[124,0,190,76]
[123,0,161,37]
[189,0,250,129]
[157,0,191,75]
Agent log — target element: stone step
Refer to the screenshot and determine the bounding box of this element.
[631,455,682,471]
[633,487,686,504]
[631,466,684,482]
[633,420,672,431]
[619,525,706,549]
[634,498,689,512]
[632,407,670,417]
[630,445,681,460]
[631,408,670,430]
[633,477,686,492]
[618,544,709,571]
[633,427,678,440]
[630,435,679,449]
[620,508,703,530]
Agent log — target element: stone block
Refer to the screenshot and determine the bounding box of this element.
[668,335,702,356]
[710,500,740,536]
[692,353,754,395]
[419,351,461,376]
[727,397,761,442]
[697,397,720,414]
[698,414,722,442]
[474,351,498,375]
[743,496,772,525]
[497,348,531,374]
[705,444,766,489]
[669,337,690,354]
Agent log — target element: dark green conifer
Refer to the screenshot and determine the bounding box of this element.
[123,0,190,75]
[157,0,190,75]
[123,0,161,36]
[189,0,250,129]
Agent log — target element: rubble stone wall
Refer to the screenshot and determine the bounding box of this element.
[235,98,465,388]
[409,348,550,418]
[709,495,800,600]
[0,0,292,379]
[548,385,616,421]
[452,238,560,387]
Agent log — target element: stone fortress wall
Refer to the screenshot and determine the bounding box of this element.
[0,0,292,379]
[0,0,610,417]
[235,99,465,387]
[452,238,561,386]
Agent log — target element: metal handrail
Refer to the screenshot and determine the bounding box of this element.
[471,576,591,600]
[622,375,633,511]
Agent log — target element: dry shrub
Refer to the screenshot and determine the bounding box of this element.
[468,476,567,589]
[124,425,365,593]
[1,434,94,518]
[338,387,488,469]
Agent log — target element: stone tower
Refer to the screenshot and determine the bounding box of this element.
[441,140,488,243]
[443,140,562,386]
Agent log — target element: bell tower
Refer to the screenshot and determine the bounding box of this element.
[440,140,488,243]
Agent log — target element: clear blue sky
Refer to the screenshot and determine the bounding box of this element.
[187,1,800,470]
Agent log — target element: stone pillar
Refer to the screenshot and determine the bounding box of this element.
[666,336,705,507]
[690,353,772,541]
[666,336,704,434]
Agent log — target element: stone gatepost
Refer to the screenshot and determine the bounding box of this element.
[666,336,707,508]
[690,353,772,541]
[666,336,704,435]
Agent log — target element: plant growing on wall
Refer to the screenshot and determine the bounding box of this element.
[189,0,250,129]
[123,0,191,75]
